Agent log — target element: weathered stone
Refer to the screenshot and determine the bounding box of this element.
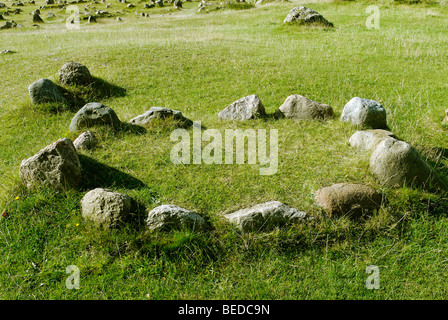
[73,131,99,151]
[369,138,447,190]
[81,188,132,228]
[340,97,387,129]
[129,107,193,128]
[315,183,382,218]
[155,0,163,6]
[69,102,121,132]
[173,0,181,8]
[28,78,67,105]
[349,129,397,152]
[218,94,266,121]
[58,61,93,86]
[32,12,44,23]
[283,6,333,27]
[19,138,82,190]
[275,94,334,120]
[146,204,207,232]
[224,201,307,232]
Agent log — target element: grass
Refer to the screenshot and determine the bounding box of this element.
[1,0,448,299]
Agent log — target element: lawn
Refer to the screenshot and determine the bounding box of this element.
[0,0,448,299]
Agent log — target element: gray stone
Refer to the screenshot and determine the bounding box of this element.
[73,131,99,151]
[369,138,447,190]
[173,0,181,7]
[81,188,132,228]
[218,94,266,121]
[0,3,5,8]
[340,97,387,129]
[283,6,333,27]
[69,102,121,132]
[0,14,4,20]
[224,201,307,232]
[32,12,44,23]
[58,61,93,86]
[155,0,163,7]
[349,129,397,152]
[275,94,334,120]
[28,78,67,105]
[146,204,207,232]
[315,183,382,218]
[19,138,82,190]
[129,107,193,128]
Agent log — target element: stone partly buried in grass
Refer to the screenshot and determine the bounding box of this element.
[283,6,334,27]
[146,204,207,232]
[28,78,68,106]
[274,94,334,120]
[315,183,382,218]
[369,138,447,190]
[58,61,94,86]
[129,107,193,128]
[224,201,307,232]
[349,129,397,152]
[218,94,266,121]
[73,131,99,151]
[340,97,387,129]
[19,138,82,190]
[69,102,121,132]
[81,188,132,228]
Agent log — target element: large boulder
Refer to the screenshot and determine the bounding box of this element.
[275,94,334,120]
[81,188,132,228]
[315,183,382,218]
[218,94,266,121]
[58,62,93,86]
[129,107,193,128]
[283,6,333,27]
[69,102,121,132]
[340,97,387,129]
[146,204,207,232]
[73,131,99,151]
[349,129,397,152]
[224,201,307,232]
[28,78,67,105]
[369,138,447,190]
[19,138,82,190]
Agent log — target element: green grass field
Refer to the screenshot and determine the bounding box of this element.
[1,0,448,299]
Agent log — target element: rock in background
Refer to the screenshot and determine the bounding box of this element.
[218,94,266,120]
[283,6,334,27]
[275,94,334,120]
[146,204,207,232]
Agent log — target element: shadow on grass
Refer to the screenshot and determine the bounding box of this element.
[78,154,146,191]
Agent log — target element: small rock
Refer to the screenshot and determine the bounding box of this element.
[349,129,397,152]
[146,204,207,232]
[315,183,382,218]
[173,0,181,8]
[284,6,333,27]
[126,3,134,7]
[129,107,193,128]
[369,138,447,190]
[81,188,132,228]
[0,14,4,20]
[87,15,96,23]
[224,201,307,232]
[69,102,121,132]
[340,97,387,129]
[19,138,82,190]
[32,12,44,23]
[155,0,163,6]
[218,94,266,121]
[58,61,93,86]
[73,131,99,151]
[28,78,67,105]
[275,94,334,120]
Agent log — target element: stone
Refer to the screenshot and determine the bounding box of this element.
[47,12,55,17]
[224,201,307,232]
[275,94,334,120]
[45,0,54,4]
[32,12,44,23]
[81,188,132,228]
[315,183,382,218]
[173,0,181,7]
[369,138,447,190]
[283,6,333,27]
[19,138,82,190]
[146,204,207,232]
[0,21,12,30]
[129,107,193,128]
[32,9,40,14]
[69,102,121,132]
[218,94,266,121]
[58,61,93,86]
[349,129,397,152]
[155,0,163,7]
[87,15,96,23]
[340,97,387,129]
[0,3,5,8]
[28,78,67,105]
[73,131,99,151]
[126,3,134,7]
[0,14,4,20]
